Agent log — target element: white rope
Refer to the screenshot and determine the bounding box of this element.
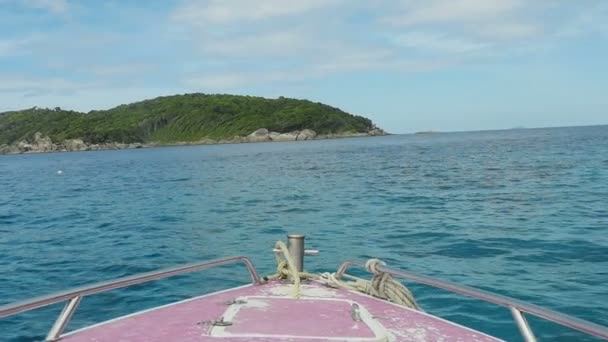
[264,241,319,298]
[265,241,421,310]
[319,259,421,310]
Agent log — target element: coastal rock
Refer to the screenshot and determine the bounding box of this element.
[350,133,369,137]
[296,129,316,141]
[32,132,53,152]
[0,144,19,154]
[251,128,269,135]
[334,132,368,138]
[195,139,216,145]
[215,136,239,144]
[368,128,386,136]
[247,128,270,142]
[272,131,299,141]
[0,126,387,154]
[315,133,334,140]
[63,139,86,151]
[17,140,33,152]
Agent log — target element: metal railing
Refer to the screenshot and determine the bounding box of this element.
[336,260,608,342]
[0,256,260,341]
[2,253,607,342]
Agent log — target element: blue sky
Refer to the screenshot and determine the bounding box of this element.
[1,0,607,133]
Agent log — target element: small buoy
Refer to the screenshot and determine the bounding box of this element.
[57,170,63,174]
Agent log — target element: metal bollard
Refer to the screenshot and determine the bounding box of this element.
[287,234,305,272]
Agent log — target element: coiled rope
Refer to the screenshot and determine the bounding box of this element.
[264,241,421,310]
[319,259,421,310]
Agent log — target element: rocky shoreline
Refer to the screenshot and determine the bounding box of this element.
[0,128,387,155]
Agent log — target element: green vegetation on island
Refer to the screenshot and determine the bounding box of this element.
[0,94,380,147]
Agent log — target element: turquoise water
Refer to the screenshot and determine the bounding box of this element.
[1,126,607,341]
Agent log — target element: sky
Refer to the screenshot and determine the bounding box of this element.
[0,0,607,133]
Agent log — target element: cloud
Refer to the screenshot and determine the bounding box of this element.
[22,0,68,14]
[0,36,40,57]
[183,66,341,90]
[182,50,448,92]
[170,0,352,61]
[84,64,158,77]
[4,0,608,111]
[170,0,555,71]
[0,40,22,57]
[0,76,96,93]
[385,0,523,26]
[172,0,340,24]
[170,0,545,92]
[170,1,481,92]
[380,0,548,51]
[555,2,608,37]
[477,23,542,40]
[183,70,322,91]
[194,30,314,57]
[392,31,488,53]
[183,73,250,89]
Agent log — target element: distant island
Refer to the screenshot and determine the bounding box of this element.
[0,93,386,154]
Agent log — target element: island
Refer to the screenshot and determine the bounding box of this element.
[0,93,386,154]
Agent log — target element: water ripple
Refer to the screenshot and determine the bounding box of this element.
[0,126,607,341]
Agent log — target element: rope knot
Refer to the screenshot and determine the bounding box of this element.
[266,242,421,311]
[365,258,386,275]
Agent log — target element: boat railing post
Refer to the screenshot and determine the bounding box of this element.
[238,256,261,284]
[287,234,305,272]
[510,306,537,342]
[46,295,82,341]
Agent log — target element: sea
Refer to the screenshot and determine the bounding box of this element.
[1,125,607,341]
